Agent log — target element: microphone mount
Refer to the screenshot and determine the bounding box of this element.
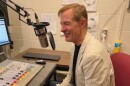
[33,22,49,36]
[1,0,50,35]
[1,0,55,50]
[1,0,49,27]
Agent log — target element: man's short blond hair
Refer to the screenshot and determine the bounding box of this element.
[58,3,88,22]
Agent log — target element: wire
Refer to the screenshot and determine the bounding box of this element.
[101,0,126,30]
[118,2,127,39]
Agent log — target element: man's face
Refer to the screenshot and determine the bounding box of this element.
[59,9,82,44]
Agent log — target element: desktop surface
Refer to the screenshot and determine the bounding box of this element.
[14,48,70,70]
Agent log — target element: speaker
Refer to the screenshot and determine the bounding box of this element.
[0,0,9,26]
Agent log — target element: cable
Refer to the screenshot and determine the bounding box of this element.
[100,0,127,54]
[101,0,126,30]
[117,3,127,39]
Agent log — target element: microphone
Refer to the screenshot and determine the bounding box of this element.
[36,29,49,48]
[33,13,49,48]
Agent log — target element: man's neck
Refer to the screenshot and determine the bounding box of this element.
[75,31,87,46]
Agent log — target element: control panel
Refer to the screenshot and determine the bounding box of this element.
[0,59,43,86]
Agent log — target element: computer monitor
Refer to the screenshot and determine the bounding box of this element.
[0,18,10,46]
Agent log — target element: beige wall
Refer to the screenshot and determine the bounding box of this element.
[7,0,130,57]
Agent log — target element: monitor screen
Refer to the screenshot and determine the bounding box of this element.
[0,18,10,46]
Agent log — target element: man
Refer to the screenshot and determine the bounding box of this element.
[57,3,115,86]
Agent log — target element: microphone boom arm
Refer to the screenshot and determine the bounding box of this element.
[1,0,55,50]
[1,0,31,25]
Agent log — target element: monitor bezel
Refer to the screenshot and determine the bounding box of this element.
[0,17,10,46]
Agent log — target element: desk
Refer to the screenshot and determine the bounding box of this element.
[11,58,57,86]
[27,62,56,86]
[14,48,70,70]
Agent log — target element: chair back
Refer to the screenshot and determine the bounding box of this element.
[111,52,130,86]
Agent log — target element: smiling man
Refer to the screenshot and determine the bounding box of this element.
[56,3,115,86]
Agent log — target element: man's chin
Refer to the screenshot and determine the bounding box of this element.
[65,38,71,42]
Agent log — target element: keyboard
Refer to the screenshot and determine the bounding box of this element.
[22,52,60,61]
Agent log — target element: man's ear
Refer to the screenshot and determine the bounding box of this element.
[80,18,87,29]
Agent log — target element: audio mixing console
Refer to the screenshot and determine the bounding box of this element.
[0,59,43,86]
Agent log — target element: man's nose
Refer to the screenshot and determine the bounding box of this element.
[61,26,66,32]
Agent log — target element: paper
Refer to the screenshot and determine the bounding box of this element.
[83,0,97,11]
[62,0,78,5]
[88,13,99,37]
[41,13,57,34]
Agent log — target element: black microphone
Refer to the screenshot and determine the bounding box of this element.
[33,13,49,48]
